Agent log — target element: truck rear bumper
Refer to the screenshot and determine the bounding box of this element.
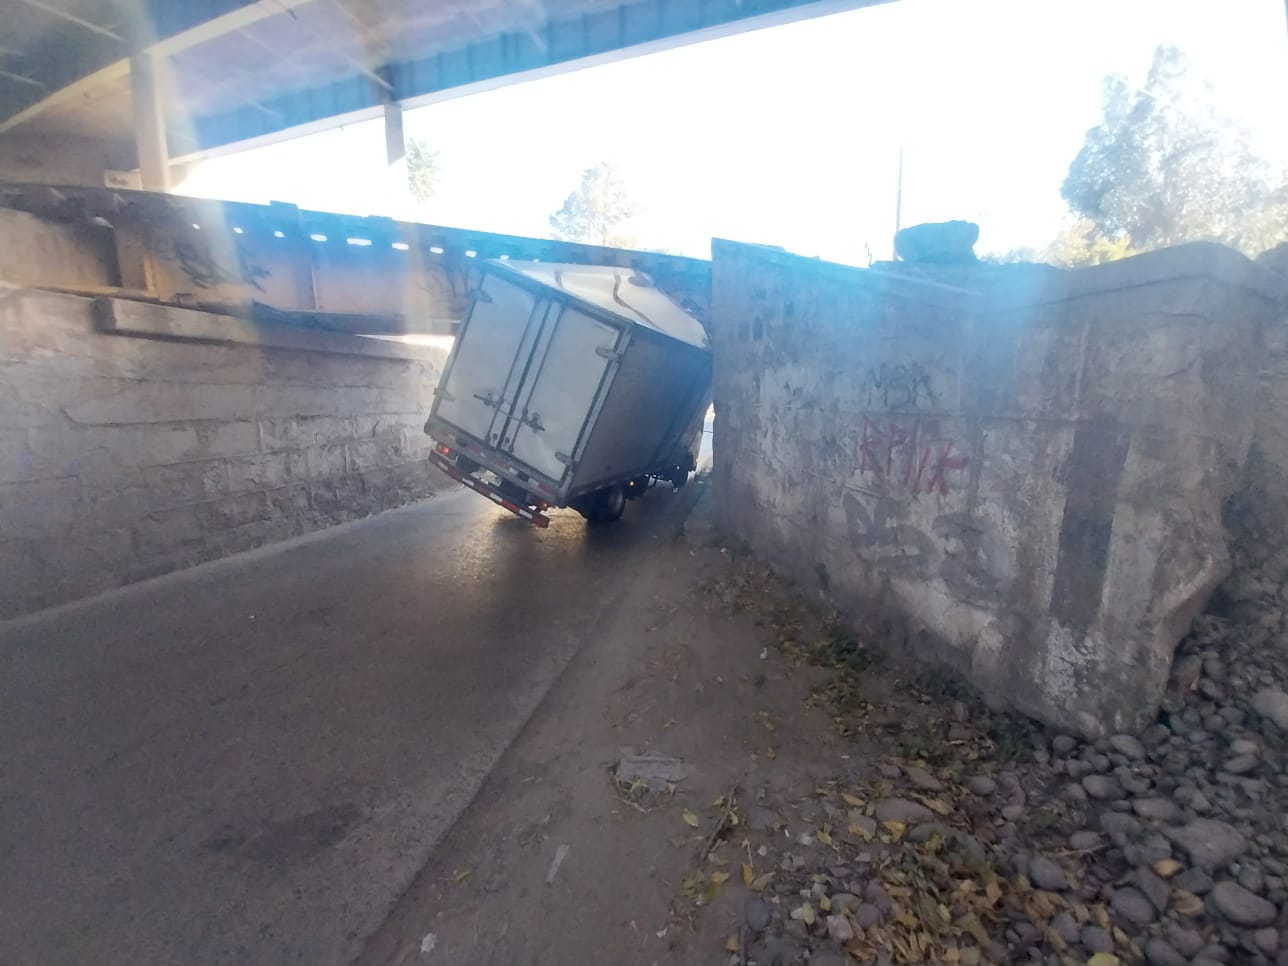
[429,451,551,528]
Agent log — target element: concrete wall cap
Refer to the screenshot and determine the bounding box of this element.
[711,238,1281,312]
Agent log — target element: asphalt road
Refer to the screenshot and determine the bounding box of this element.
[0,483,697,965]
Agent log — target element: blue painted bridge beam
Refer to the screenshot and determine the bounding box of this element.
[185,0,888,157]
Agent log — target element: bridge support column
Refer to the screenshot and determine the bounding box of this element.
[130,53,171,192]
[383,99,406,215]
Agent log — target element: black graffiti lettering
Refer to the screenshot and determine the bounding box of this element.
[862,362,936,411]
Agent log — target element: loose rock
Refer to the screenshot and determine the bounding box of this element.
[1134,797,1183,823]
[828,893,859,914]
[1111,886,1158,925]
[614,754,692,792]
[844,814,876,843]
[744,896,772,933]
[744,805,781,832]
[853,903,881,929]
[902,765,942,791]
[1165,819,1247,871]
[1070,830,1102,850]
[1083,774,1123,800]
[1255,927,1280,954]
[1230,738,1260,757]
[873,797,934,825]
[1080,925,1115,953]
[1052,735,1078,755]
[1144,937,1187,966]
[1102,811,1142,847]
[1252,687,1288,730]
[1110,733,1147,760]
[1210,880,1278,927]
[1137,867,1171,912]
[1224,754,1259,775]
[825,915,854,943]
[1051,910,1080,944]
[1238,865,1266,895]
[1173,870,1213,897]
[894,220,979,264]
[1027,855,1068,892]
[1163,925,1204,957]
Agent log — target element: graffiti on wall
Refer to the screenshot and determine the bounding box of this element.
[842,490,1007,604]
[863,362,936,410]
[842,490,935,579]
[154,227,270,293]
[423,255,482,319]
[858,415,968,497]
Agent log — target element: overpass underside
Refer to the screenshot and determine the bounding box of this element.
[0,0,891,191]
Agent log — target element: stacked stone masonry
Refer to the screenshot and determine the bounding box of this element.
[709,239,1283,737]
[0,286,447,618]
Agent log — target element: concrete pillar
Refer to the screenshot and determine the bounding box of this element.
[383,99,407,216]
[130,53,170,192]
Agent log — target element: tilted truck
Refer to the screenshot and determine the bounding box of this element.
[423,260,711,527]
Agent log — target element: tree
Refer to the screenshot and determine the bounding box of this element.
[549,162,643,247]
[985,220,1134,267]
[1043,218,1137,268]
[1062,45,1287,258]
[406,138,440,204]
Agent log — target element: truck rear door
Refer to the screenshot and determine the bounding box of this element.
[433,273,542,447]
[497,305,622,486]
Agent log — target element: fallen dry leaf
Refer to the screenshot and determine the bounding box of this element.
[682,809,700,829]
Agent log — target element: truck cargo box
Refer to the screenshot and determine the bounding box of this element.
[424,261,710,525]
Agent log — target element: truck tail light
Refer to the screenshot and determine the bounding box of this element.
[435,443,453,457]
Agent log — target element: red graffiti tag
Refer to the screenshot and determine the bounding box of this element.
[858,417,968,496]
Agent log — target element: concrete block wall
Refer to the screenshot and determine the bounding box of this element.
[709,239,1279,737]
[1227,246,1288,582]
[0,286,447,618]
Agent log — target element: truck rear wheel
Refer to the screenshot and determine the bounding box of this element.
[579,484,626,523]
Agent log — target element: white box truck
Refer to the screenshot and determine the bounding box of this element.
[424,261,711,527]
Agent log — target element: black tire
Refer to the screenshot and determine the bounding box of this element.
[589,484,627,523]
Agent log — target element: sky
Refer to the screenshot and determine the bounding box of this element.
[176,0,1288,264]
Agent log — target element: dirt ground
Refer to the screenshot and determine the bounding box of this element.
[360,477,848,964]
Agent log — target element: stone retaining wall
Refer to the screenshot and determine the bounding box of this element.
[0,286,447,618]
[709,239,1280,736]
